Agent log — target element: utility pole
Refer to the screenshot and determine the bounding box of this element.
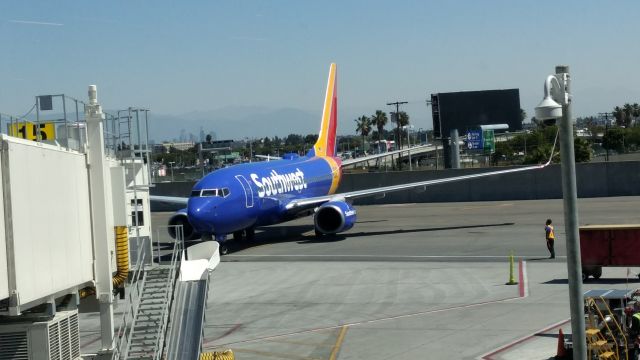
[386,101,408,170]
[598,112,613,162]
[556,65,586,360]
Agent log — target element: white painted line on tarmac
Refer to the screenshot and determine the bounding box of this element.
[226,254,567,259]
[378,203,417,207]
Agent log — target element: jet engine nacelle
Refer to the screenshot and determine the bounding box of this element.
[314,201,357,235]
[168,209,201,240]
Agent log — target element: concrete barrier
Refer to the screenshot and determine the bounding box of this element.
[151,161,640,211]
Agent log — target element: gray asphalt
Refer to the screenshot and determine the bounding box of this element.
[150,196,640,359]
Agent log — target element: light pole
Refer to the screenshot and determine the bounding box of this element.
[535,65,586,360]
[403,125,414,170]
[245,137,253,163]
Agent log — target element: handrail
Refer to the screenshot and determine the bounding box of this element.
[112,235,151,359]
[586,297,625,360]
[111,225,183,359]
[598,296,628,360]
[153,226,183,360]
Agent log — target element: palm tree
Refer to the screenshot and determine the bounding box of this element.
[623,103,634,127]
[354,115,372,155]
[613,106,624,126]
[632,103,640,126]
[391,111,410,149]
[371,110,388,142]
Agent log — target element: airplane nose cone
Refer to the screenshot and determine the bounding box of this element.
[187,198,215,233]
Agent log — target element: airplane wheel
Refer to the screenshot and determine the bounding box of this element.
[592,267,602,280]
[245,228,255,241]
[219,244,229,256]
[582,272,589,282]
[233,231,244,241]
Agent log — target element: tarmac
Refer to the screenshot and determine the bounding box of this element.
[82,196,640,359]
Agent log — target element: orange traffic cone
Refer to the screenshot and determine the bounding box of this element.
[556,328,566,359]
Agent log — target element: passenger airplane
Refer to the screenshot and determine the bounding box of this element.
[153,64,554,254]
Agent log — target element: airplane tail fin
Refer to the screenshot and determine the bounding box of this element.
[310,63,337,158]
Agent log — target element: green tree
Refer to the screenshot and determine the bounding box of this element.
[285,134,303,147]
[371,110,388,142]
[304,134,318,145]
[613,104,639,128]
[573,137,592,162]
[492,141,515,165]
[354,115,372,153]
[603,128,625,153]
[626,127,640,151]
[523,143,558,164]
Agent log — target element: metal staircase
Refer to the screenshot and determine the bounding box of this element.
[112,230,182,360]
[125,266,176,360]
[584,296,629,360]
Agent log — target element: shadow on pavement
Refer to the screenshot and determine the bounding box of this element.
[543,278,640,285]
[154,222,516,257]
[344,222,515,238]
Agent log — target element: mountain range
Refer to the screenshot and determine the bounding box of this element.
[151,106,320,142]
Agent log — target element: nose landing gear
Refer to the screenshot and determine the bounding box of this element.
[214,234,229,255]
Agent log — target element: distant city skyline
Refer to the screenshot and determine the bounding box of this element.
[1,1,639,140]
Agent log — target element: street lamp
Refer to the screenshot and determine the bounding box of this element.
[535,65,586,360]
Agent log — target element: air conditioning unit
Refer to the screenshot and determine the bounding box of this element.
[0,310,80,360]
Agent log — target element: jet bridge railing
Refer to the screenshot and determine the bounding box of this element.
[165,241,221,360]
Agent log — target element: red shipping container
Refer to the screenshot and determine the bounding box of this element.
[579,224,640,280]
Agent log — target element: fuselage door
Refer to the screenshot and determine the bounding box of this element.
[235,175,254,208]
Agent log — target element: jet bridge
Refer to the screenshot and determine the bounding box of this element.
[0,88,160,360]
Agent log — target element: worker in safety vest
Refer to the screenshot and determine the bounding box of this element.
[633,312,640,360]
[545,219,555,259]
[633,312,640,335]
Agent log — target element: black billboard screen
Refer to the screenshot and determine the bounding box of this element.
[431,89,521,138]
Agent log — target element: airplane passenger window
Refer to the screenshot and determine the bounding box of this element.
[221,188,229,197]
[201,189,219,197]
[190,190,201,197]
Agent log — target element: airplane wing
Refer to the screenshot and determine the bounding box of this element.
[285,159,551,212]
[255,155,282,161]
[150,195,189,206]
[340,144,433,167]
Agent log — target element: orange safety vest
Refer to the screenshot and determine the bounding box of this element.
[546,225,555,239]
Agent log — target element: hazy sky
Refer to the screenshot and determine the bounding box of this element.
[1,1,639,134]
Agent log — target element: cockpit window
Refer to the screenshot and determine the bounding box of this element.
[201,189,219,197]
[192,188,229,197]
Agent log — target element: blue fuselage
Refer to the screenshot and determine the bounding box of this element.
[186,156,340,236]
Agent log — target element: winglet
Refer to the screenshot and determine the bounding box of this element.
[311,63,338,158]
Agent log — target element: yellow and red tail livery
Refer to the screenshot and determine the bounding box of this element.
[312,63,338,158]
